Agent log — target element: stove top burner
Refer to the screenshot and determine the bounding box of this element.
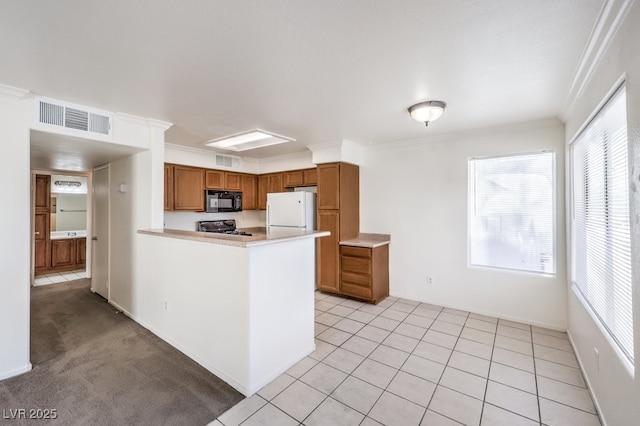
[196,219,252,236]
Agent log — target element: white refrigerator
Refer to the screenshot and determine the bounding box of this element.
[267,191,317,232]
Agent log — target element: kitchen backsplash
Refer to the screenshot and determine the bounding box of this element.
[164,210,266,231]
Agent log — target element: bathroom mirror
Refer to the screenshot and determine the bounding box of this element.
[50,175,88,232]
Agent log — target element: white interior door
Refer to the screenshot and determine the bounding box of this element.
[92,165,109,299]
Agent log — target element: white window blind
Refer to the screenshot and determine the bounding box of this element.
[468,152,555,274]
[571,85,633,363]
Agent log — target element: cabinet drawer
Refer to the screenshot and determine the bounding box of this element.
[341,255,371,274]
[341,271,370,287]
[340,245,371,258]
[340,281,372,300]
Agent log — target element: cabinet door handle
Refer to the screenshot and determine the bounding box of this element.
[35,232,40,235]
[92,236,98,241]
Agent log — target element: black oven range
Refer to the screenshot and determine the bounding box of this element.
[197,219,252,236]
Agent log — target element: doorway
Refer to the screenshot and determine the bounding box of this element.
[32,172,89,286]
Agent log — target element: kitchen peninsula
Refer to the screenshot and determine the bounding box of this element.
[135,227,329,396]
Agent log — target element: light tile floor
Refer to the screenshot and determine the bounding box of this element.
[214,292,601,426]
[34,269,86,286]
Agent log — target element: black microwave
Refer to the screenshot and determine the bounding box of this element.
[205,190,243,213]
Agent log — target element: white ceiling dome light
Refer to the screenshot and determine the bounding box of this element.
[408,100,447,126]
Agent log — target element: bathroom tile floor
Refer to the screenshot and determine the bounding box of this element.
[214,292,601,426]
[34,269,86,286]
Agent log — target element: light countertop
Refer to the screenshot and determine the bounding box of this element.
[138,228,330,248]
[339,233,391,248]
[50,230,87,240]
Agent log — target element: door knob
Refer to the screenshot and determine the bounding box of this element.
[92,236,98,241]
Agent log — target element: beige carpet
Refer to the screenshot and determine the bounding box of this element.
[0,279,243,425]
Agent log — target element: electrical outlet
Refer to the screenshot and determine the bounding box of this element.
[427,276,433,285]
[164,301,168,310]
[593,348,599,372]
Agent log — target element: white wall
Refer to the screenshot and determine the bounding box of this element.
[563,2,640,424]
[164,210,265,231]
[360,119,568,329]
[165,143,260,174]
[0,86,32,380]
[109,120,168,314]
[258,151,315,173]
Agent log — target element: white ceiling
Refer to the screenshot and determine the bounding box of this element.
[0,0,603,166]
[30,130,144,172]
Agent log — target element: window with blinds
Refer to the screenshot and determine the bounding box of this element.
[468,151,555,274]
[571,84,633,364]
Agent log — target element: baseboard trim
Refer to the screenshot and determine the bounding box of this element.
[566,331,606,426]
[0,363,32,381]
[106,301,249,396]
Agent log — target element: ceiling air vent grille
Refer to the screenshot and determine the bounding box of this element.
[35,97,112,137]
[215,154,235,168]
[39,101,64,127]
[90,113,111,135]
[65,107,89,131]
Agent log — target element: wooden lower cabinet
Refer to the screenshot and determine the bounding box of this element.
[339,244,389,304]
[51,239,75,267]
[76,238,87,264]
[34,211,49,273]
[34,240,48,271]
[47,238,86,273]
[316,210,340,292]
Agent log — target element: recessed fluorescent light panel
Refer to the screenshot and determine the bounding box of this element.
[205,129,295,152]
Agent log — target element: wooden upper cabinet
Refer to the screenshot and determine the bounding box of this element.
[205,170,225,189]
[284,170,304,187]
[206,170,242,191]
[257,173,285,210]
[317,163,341,209]
[258,175,269,210]
[283,168,318,188]
[303,168,317,186]
[241,174,258,210]
[164,164,174,211]
[173,165,205,211]
[225,172,242,191]
[269,173,284,193]
[35,174,50,212]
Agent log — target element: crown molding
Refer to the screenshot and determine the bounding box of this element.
[366,118,563,153]
[560,0,635,121]
[0,83,29,100]
[147,118,173,131]
[114,112,149,126]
